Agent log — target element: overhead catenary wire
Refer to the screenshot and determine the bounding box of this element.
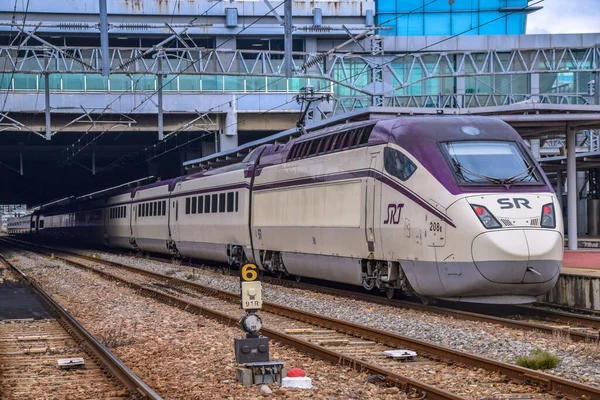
[67,0,547,169]
[0,0,31,115]
[63,0,293,160]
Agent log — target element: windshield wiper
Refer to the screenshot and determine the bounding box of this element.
[502,165,537,185]
[451,158,503,185]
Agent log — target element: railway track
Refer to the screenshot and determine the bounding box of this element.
[37,236,599,342]
[259,277,600,342]
[4,238,600,400]
[0,252,161,400]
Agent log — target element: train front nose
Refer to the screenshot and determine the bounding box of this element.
[431,195,563,302]
[471,229,562,284]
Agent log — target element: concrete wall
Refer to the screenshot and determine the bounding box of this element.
[541,274,600,310]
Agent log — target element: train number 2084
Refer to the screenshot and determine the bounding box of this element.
[429,222,442,232]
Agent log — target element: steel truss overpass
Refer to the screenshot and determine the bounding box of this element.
[1,31,599,151]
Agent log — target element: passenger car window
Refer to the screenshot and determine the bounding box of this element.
[384,147,417,181]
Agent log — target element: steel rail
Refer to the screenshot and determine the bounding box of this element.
[1,240,461,400]
[4,236,600,338]
[0,252,162,400]
[3,238,599,400]
[61,236,600,341]
[259,276,600,342]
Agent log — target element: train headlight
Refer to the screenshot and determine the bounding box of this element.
[471,205,501,229]
[540,203,556,229]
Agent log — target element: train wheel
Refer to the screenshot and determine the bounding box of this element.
[362,278,375,291]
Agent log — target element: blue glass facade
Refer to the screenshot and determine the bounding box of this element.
[378,0,529,36]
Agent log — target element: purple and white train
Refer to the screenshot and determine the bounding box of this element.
[9,116,563,304]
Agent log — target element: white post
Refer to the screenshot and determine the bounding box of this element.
[567,126,578,250]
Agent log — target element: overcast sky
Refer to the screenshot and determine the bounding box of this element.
[526,0,600,34]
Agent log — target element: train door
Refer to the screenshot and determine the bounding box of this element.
[131,194,140,242]
[365,151,380,256]
[169,183,181,242]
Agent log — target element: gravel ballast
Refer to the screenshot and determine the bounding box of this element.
[83,251,600,387]
[6,250,410,399]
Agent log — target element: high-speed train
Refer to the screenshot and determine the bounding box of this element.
[9,116,563,304]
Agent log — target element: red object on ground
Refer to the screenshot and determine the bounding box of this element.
[287,368,306,378]
[563,250,600,269]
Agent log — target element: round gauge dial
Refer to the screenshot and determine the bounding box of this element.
[240,313,262,334]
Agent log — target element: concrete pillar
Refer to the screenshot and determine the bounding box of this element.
[577,170,588,234]
[567,126,578,250]
[220,106,238,152]
[530,139,541,160]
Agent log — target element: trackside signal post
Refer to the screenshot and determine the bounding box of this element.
[235,264,285,386]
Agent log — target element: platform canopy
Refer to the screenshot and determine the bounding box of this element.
[183,104,600,172]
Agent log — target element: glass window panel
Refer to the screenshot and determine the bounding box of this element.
[288,78,307,93]
[185,197,190,214]
[179,75,201,91]
[13,73,37,90]
[479,11,506,35]
[0,74,12,90]
[191,196,197,214]
[227,192,234,212]
[109,75,131,91]
[577,72,594,93]
[163,74,179,91]
[202,75,222,91]
[211,194,218,213]
[310,78,333,93]
[131,74,155,91]
[267,77,287,92]
[62,74,85,91]
[198,196,203,214]
[86,75,108,91]
[219,193,226,213]
[451,12,473,35]
[224,76,244,91]
[204,195,210,213]
[424,14,450,36]
[162,200,166,216]
[246,76,266,92]
[153,202,157,216]
[396,14,423,36]
[39,74,61,91]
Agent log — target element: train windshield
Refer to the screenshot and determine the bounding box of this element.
[442,141,539,185]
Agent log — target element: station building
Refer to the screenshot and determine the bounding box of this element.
[0,0,599,247]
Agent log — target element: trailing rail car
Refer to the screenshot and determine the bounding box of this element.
[9,116,563,304]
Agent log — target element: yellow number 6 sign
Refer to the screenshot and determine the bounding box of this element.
[241,263,258,281]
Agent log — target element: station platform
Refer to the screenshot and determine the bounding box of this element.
[562,249,600,269]
[540,249,600,310]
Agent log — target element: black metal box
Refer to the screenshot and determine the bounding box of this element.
[234,336,269,364]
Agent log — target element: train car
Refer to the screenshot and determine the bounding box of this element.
[26,116,563,304]
[130,180,171,253]
[7,214,34,235]
[170,160,253,265]
[105,192,134,249]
